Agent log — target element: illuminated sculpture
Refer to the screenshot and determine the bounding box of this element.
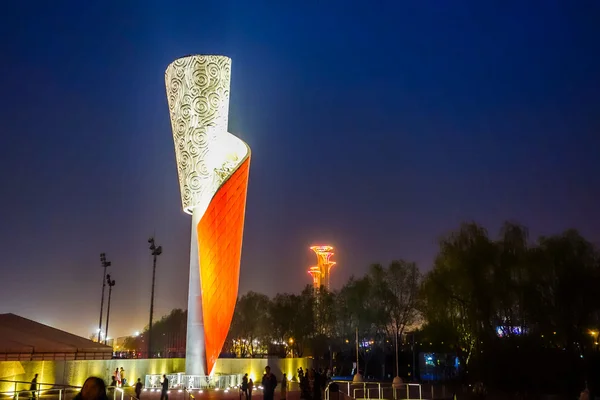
[165,55,250,376]
[308,246,336,290]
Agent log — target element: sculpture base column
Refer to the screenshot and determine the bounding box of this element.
[185,207,206,376]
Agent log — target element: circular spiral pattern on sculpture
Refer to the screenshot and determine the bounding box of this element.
[181,104,191,120]
[192,127,209,148]
[180,151,191,171]
[189,172,201,191]
[193,68,209,89]
[169,76,182,94]
[165,55,232,212]
[193,97,209,116]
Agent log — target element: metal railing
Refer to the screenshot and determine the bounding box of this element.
[107,386,139,400]
[0,380,140,400]
[0,352,112,361]
[324,380,450,400]
[106,386,139,400]
[0,387,80,400]
[0,379,81,400]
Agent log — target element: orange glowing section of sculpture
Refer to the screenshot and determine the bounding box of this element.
[308,245,336,290]
[197,156,250,375]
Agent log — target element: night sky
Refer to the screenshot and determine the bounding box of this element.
[0,1,598,339]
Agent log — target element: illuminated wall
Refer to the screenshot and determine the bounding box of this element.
[0,358,311,392]
[165,55,250,376]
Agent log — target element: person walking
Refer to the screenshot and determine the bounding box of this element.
[135,379,142,399]
[308,369,322,400]
[30,374,38,400]
[300,373,310,400]
[280,373,288,400]
[247,379,254,400]
[160,375,169,400]
[261,367,277,400]
[241,374,249,400]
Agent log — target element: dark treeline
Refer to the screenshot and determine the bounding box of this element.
[123,221,600,396]
[122,309,187,358]
[223,258,421,376]
[421,222,600,396]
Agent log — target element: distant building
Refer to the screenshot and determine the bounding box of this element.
[112,336,129,350]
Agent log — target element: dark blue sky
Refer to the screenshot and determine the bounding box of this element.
[0,1,598,338]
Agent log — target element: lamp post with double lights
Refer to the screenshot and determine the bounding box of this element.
[104,274,116,345]
[147,237,162,358]
[97,253,111,343]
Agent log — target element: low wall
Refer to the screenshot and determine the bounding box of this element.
[0,358,312,392]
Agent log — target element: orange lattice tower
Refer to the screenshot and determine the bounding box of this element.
[309,245,336,290]
[308,265,322,288]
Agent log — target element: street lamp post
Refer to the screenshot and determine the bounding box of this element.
[97,253,111,343]
[353,327,363,383]
[148,237,162,358]
[392,331,402,388]
[104,274,116,345]
[411,332,416,381]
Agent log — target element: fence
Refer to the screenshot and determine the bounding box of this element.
[144,374,243,390]
[0,352,113,361]
[0,379,80,400]
[325,380,460,400]
[0,379,138,400]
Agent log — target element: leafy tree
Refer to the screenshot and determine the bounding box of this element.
[270,293,297,346]
[118,309,187,357]
[491,222,531,337]
[420,223,496,370]
[420,221,600,390]
[337,276,385,376]
[291,286,317,357]
[313,287,337,336]
[269,291,316,357]
[229,291,271,357]
[149,309,187,356]
[528,230,600,351]
[369,260,421,376]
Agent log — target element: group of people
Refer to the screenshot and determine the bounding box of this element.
[240,366,329,400]
[240,366,287,400]
[27,374,124,400]
[27,365,327,400]
[110,367,127,387]
[298,367,328,400]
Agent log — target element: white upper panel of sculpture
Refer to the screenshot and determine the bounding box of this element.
[165,55,248,215]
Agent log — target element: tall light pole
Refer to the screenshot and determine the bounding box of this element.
[104,274,116,345]
[98,253,111,342]
[353,327,363,382]
[412,332,416,381]
[148,237,162,358]
[392,331,402,388]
